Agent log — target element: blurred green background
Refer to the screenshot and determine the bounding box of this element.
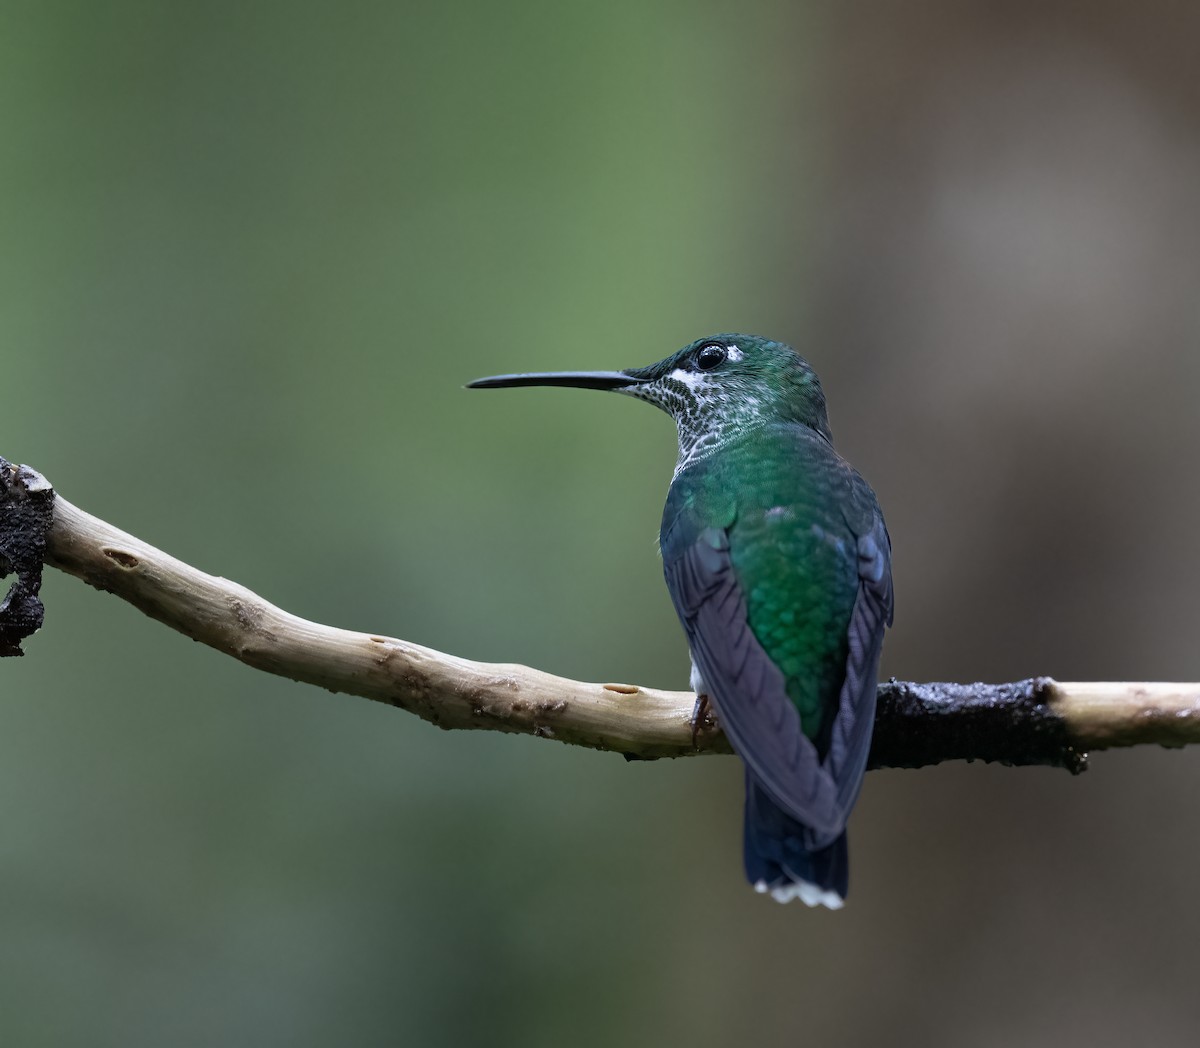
[5,2,1200,1045]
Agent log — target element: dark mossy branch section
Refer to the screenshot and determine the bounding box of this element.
[3,457,1199,770]
[0,458,53,656]
[870,679,1085,773]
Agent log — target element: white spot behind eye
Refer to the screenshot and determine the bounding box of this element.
[725,344,743,361]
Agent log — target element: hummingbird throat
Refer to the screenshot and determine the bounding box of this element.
[623,368,767,476]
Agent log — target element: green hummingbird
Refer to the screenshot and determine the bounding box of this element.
[468,335,893,907]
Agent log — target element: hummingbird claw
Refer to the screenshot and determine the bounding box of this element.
[690,693,717,748]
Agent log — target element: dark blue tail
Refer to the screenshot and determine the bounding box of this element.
[743,771,849,908]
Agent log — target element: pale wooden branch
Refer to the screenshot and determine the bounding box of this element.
[5,462,1200,771]
[44,492,714,759]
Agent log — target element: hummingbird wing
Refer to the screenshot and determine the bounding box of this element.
[664,527,845,839]
[661,428,892,842]
[824,511,892,816]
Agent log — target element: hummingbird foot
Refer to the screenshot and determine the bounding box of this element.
[688,660,718,747]
[689,692,718,748]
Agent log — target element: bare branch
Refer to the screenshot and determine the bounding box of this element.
[5,461,1200,771]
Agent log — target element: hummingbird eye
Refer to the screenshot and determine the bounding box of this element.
[695,344,727,371]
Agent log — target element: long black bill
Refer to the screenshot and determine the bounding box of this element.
[467,370,645,391]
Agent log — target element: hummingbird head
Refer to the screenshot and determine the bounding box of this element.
[469,334,833,464]
[618,334,832,445]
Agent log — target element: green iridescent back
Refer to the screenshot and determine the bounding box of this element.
[663,422,871,746]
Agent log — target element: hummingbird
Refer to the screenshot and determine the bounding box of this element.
[468,335,893,907]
